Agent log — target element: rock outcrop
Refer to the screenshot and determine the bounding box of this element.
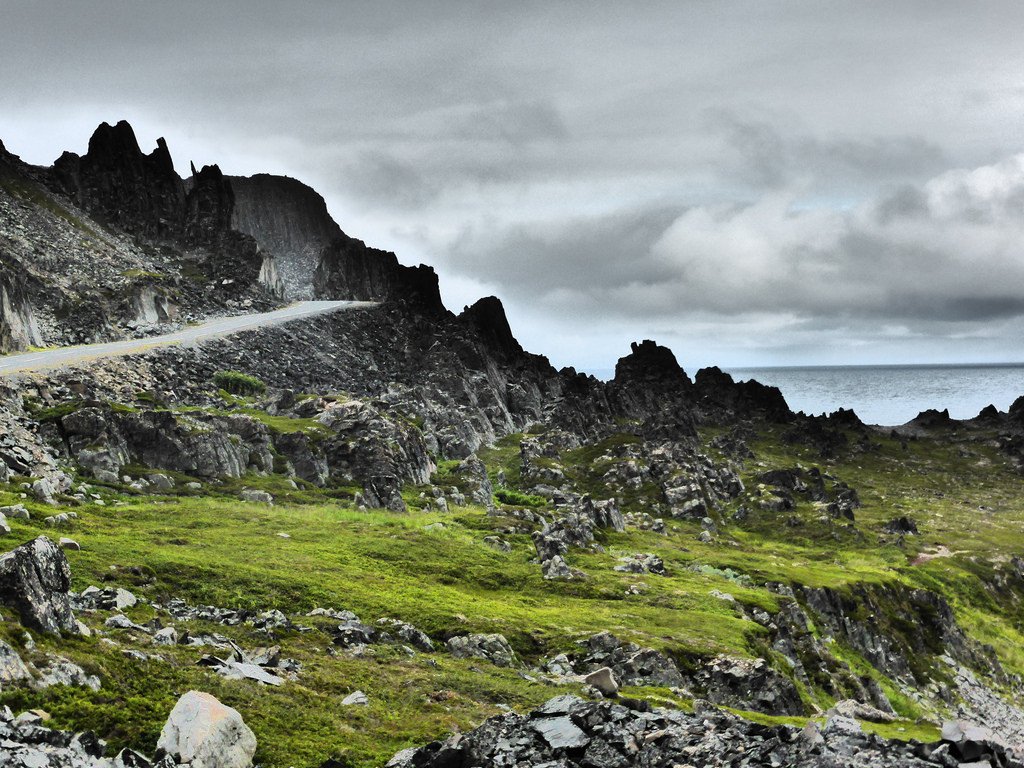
[0,536,78,634]
[52,120,186,242]
[314,232,444,313]
[387,694,1019,768]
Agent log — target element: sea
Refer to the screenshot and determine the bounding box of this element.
[724,364,1024,426]
[585,363,1024,427]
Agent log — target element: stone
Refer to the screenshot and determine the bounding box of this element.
[240,489,273,504]
[214,660,284,686]
[0,513,9,536]
[105,614,147,631]
[1,504,30,520]
[156,691,257,768]
[376,617,434,652]
[59,537,80,550]
[342,690,369,706]
[146,473,175,491]
[446,633,518,668]
[0,639,32,683]
[31,478,57,505]
[531,715,589,749]
[483,535,511,552]
[33,657,101,691]
[0,536,78,634]
[153,627,179,646]
[583,667,619,697]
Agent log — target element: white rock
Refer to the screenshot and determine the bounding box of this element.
[240,489,273,504]
[58,537,80,550]
[583,666,619,697]
[342,690,369,706]
[157,691,256,768]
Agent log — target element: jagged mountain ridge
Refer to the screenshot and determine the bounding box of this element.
[0,120,443,354]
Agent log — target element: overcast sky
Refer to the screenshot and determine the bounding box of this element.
[3,1,1024,371]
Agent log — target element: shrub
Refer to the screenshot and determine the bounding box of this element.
[212,370,266,397]
[494,487,547,508]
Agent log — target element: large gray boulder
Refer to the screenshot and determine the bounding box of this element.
[156,691,256,768]
[447,633,518,668]
[0,536,78,634]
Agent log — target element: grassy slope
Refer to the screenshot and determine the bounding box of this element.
[0,419,1021,765]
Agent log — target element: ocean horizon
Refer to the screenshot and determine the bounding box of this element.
[584,362,1024,426]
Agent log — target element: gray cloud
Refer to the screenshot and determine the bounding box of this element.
[440,152,1024,334]
[4,1,1024,366]
[712,111,947,190]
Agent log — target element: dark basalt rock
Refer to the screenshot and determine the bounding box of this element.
[387,694,1020,768]
[52,120,186,242]
[314,232,445,313]
[458,296,524,359]
[883,516,918,535]
[695,655,805,715]
[614,339,691,388]
[571,631,685,687]
[185,164,234,246]
[910,408,955,429]
[609,340,696,438]
[694,366,792,423]
[0,536,78,634]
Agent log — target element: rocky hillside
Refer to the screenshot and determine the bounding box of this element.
[0,122,1023,768]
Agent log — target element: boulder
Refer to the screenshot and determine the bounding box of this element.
[583,667,619,697]
[447,633,518,668]
[240,489,273,504]
[0,639,32,684]
[0,536,78,634]
[572,631,684,687]
[156,691,256,768]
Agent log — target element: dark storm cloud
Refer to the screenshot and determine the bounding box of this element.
[4,1,1024,365]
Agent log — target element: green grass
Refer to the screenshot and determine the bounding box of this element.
[1,413,1023,765]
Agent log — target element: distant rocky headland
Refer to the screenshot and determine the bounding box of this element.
[1,122,1023,767]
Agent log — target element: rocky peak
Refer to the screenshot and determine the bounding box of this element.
[185,164,234,246]
[458,296,523,359]
[229,174,343,299]
[51,120,186,241]
[613,339,692,388]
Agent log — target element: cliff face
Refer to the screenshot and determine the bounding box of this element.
[185,165,282,298]
[314,232,445,314]
[0,260,41,354]
[229,174,342,299]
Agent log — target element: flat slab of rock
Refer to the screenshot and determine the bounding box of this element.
[531,715,590,749]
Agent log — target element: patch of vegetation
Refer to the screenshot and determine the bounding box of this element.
[494,487,547,507]
[212,370,267,397]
